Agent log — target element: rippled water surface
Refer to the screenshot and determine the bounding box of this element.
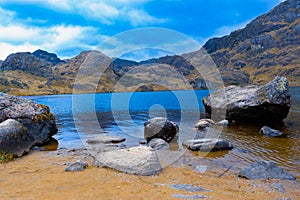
[28,87,300,178]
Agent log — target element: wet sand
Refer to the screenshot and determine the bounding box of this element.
[0,150,299,200]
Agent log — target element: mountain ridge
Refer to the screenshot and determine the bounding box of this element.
[0,0,298,95]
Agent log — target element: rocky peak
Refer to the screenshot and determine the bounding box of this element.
[202,0,300,86]
[33,49,64,65]
[0,52,56,77]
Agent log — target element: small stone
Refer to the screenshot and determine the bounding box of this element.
[65,160,89,172]
[195,165,209,173]
[148,138,170,150]
[271,183,284,193]
[259,126,284,137]
[172,194,207,199]
[169,184,209,192]
[194,119,215,129]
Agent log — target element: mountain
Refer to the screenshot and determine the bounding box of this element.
[0,0,298,95]
[202,0,300,86]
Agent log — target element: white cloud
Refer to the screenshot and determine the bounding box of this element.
[41,0,167,26]
[212,20,249,38]
[127,9,167,26]
[0,23,104,60]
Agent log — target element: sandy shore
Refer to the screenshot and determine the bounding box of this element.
[0,150,299,200]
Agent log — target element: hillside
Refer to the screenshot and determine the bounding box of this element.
[202,0,300,86]
[0,0,298,95]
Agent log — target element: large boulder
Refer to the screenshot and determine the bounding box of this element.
[0,93,57,156]
[144,117,179,143]
[202,76,291,123]
[93,146,162,176]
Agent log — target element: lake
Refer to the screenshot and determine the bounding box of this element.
[27,87,300,178]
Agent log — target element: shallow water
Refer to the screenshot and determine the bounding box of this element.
[27,87,300,178]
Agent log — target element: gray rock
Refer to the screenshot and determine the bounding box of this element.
[65,160,89,172]
[86,135,125,144]
[169,184,209,192]
[0,119,34,156]
[194,119,215,129]
[93,146,162,176]
[259,126,284,137]
[144,117,179,143]
[0,93,57,156]
[239,160,296,180]
[183,138,233,152]
[148,138,170,150]
[202,76,291,123]
[271,183,284,193]
[216,119,229,126]
[195,165,209,173]
[172,194,207,199]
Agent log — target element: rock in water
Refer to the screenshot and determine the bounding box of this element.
[194,119,215,129]
[93,146,162,176]
[239,160,296,180]
[259,126,284,137]
[86,135,125,144]
[202,76,291,123]
[148,138,170,150]
[144,117,179,143]
[182,138,233,152]
[0,93,57,156]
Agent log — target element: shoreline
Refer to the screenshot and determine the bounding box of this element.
[1,149,299,200]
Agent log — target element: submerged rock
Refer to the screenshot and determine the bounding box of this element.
[194,119,215,129]
[147,138,170,150]
[183,138,233,152]
[259,126,284,137]
[93,146,162,176]
[202,76,291,123]
[239,160,296,180]
[86,135,126,144]
[169,184,209,192]
[0,93,57,156]
[144,117,179,143]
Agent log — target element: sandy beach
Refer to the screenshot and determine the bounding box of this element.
[0,150,299,200]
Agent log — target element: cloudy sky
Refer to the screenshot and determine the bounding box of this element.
[0,0,283,61]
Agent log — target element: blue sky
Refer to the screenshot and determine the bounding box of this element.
[0,0,284,61]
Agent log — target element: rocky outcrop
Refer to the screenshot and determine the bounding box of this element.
[182,138,233,152]
[259,126,285,137]
[202,0,300,86]
[32,49,64,65]
[0,93,57,156]
[202,76,291,123]
[93,146,162,176]
[144,117,179,143]
[239,160,296,180]
[0,50,61,77]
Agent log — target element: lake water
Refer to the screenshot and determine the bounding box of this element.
[27,87,300,178]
